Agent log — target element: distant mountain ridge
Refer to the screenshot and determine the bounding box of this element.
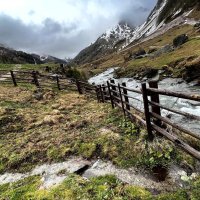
[74,0,200,65]
[0,44,66,64]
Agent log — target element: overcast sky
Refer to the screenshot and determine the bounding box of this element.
[0,0,157,58]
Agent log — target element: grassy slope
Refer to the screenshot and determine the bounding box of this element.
[0,85,181,173]
[0,84,200,199]
[0,63,59,72]
[79,22,200,78]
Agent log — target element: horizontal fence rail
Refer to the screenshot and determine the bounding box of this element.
[96,79,200,160]
[0,70,200,160]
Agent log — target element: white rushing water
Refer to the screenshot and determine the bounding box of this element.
[88,68,200,134]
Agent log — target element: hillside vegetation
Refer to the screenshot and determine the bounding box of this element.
[79,23,200,82]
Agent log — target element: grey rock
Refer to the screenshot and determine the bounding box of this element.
[152,44,174,58]
[194,22,200,28]
[134,54,148,59]
[148,48,158,54]
[173,34,189,48]
[132,48,146,59]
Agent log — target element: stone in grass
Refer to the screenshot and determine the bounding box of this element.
[153,44,174,58]
[132,48,146,59]
[173,34,189,48]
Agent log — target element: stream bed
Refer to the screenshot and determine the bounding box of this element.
[88,68,200,134]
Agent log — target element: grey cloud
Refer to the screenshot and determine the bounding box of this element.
[0,14,82,57]
[0,0,157,58]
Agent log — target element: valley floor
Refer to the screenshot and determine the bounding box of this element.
[0,84,200,199]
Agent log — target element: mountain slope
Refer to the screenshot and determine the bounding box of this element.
[0,45,66,64]
[0,46,43,64]
[74,0,200,65]
[74,22,135,64]
[157,0,200,24]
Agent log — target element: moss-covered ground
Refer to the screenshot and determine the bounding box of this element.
[0,84,199,199]
[0,84,182,173]
[0,174,200,200]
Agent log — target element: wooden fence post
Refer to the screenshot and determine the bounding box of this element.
[149,81,161,127]
[96,86,100,102]
[102,84,107,101]
[99,85,104,103]
[10,70,17,86]
[32,71,40,87]
[56,76,61,90]
[122,82,130,111]
[110,79,118,105]
[76,80,83,94]
[107,81,114,108]
[142,83,154,141]
[118,84,126,116]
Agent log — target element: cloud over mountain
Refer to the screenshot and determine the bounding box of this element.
[0,0,156,58]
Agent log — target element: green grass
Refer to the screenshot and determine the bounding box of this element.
[80,24,200,80]
[0,85,200,199]
[0,174,200,200]
[0,85,181,174]
[0,63,59,72]
[115,37,200,78]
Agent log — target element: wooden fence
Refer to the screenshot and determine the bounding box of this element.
[0,70,200,160]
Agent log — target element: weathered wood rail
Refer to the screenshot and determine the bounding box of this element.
[0,69,200,160]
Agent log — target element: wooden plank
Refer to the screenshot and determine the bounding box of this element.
[110,80,118,98]
[119,85,142,94]
[125,109,146,127]
[99,85,104,103]
[76,80,83,94]
[32,71,40,87]
[118,84,126,116]
[149,81,161,127]
[123,93,143,102]
[10,70,17,86]
[107,81,114,108]
[150,112,200,140]
[149,100,200,121]
[147,88,200,102]
[56,76,61,90]
[122,82,130,111]
[142,83,154,141]
[152,124,200,161]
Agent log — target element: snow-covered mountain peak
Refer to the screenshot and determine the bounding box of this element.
[74,0,200,64]
[100,22,135,42]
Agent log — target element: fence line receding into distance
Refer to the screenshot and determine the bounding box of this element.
[0,69,200,160]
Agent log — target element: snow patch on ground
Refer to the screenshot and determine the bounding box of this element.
[121,8,199,53]
[120,0,167,50]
